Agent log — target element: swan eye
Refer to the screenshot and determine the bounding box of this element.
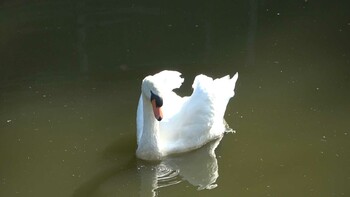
[150,91,163,107]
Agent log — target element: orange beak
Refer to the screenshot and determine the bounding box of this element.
[151,99,163,121]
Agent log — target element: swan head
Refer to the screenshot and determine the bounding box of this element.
[141,76,164,121]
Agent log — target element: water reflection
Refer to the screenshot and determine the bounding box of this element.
[72,133,227,197]
[76,1,89,73]
[245,0,258,67]
[138,136,224,197]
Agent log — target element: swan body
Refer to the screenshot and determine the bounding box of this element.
[136,70,238,160]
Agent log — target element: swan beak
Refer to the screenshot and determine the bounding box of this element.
[151,99,163,121]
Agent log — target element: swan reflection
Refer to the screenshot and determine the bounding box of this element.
[72,131,233,197]
[138,135,224,197]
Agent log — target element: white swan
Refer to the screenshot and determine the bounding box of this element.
[136,70,238,160]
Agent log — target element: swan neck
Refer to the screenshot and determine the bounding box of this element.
[137,94,161,160]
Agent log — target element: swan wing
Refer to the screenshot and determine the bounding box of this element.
[160,73,238,153]
[153,70,184,91]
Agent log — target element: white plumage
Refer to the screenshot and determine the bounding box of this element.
[136,70,238,160]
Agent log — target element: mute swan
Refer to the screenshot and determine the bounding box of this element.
[136,70,238,160]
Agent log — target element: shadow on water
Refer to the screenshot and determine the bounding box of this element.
[72,131,231,197]
[71,133,137,197]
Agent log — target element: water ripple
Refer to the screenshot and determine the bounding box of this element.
[156,164,182,189]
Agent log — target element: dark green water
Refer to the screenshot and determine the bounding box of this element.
[1,1,349,196]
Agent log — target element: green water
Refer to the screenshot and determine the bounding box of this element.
[1,1,349,196]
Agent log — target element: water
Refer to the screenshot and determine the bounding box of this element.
[1,1,349,196]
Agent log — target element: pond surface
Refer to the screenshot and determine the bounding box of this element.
[1,1,349,196]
